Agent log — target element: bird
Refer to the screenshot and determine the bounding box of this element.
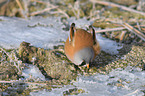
[64,23,100,68]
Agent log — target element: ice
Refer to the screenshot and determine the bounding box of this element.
[22,64,46,81]
[30,85,76,96]
[96,34,122,55]
[0,16,67,49]
[74,67,145,96]
[67,17,93,29]
[31,67,144,96]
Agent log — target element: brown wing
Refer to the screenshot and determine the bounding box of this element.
[93,41,101,59]
[89,25,101,58]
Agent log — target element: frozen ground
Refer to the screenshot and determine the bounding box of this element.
[30,66,145,96]
[0,16,144,95]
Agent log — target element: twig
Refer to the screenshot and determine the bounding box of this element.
[0,80,62,87]
[90,0,145,16]
[120,31,126,41]
[69,4,78,19]
[16,0,23,11]
[95,25,145,33]
[30,7,58,16]
[93,18,145,41]
[56,9,70,18]
[134,25,145,28]
[49,11,70,18]
[95,27,126,33]
[123,22,145,41]
[0,48,13,61]
[31,0,45,4]
[74,1,81,19]
[124,89,139,96]
[0,80,48,85]
[16,0,26,18]
[30,0,69,18]
[136,21,141,31]
[29,0,58,16]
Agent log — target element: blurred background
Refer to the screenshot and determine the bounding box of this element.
[0,0,145,43]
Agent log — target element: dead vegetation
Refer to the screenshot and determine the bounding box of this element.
[0,0,145,43]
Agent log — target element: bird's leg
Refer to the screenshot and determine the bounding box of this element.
[86,64,89,69]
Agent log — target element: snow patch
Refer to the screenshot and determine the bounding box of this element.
[22,64,46,81]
